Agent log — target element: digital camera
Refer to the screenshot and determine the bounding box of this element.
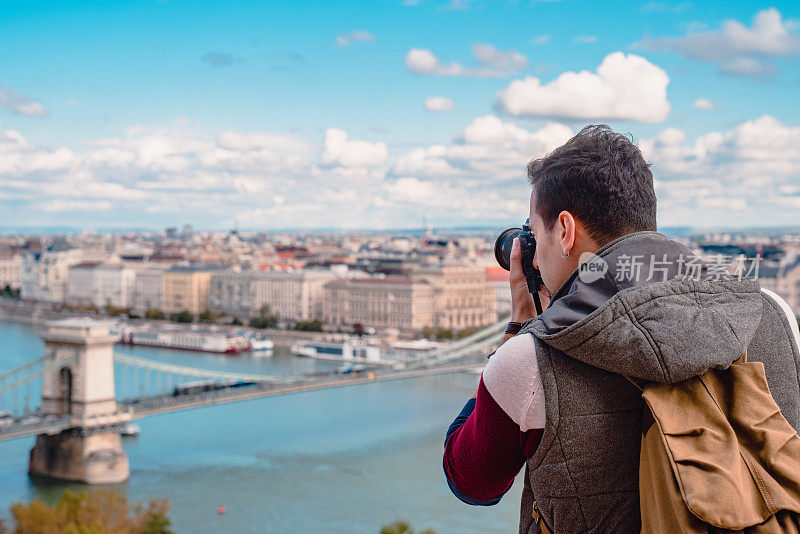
[494,218,544,315]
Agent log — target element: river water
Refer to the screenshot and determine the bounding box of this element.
[0,321,522,533]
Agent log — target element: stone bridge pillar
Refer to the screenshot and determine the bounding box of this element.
[29,319,130,484]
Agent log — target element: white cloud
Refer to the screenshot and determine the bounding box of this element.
[640,8,800,76]
[424,96,455,111]
[0,121,323,226]
[38,200,113,212]
[573,35,598,44]
[335,30,377,47]
[394,116,573,179]
[0,86,48,117]
[322,128,388,168]
[692,98,717,110]
[531,35,551,45]
[719,57,778,77]
[497,52,670,123]
[0,120,392,228]
[384,177,436,202]
[471,44,529,71]
[3,110,795,230]
[405,44,529,77]
[393,144,458,177]
[639,115,800,227]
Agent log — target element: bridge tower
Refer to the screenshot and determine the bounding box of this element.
[29,319,130,484]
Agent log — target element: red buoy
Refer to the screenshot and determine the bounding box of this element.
[217,505,226,515]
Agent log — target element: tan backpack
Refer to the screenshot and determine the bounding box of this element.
[630,351,800,533]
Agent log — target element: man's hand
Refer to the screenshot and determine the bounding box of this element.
[509,237,550,323]
[472,238,552,396]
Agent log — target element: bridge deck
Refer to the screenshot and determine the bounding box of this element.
[0,363,480,441]
[123,363,478,417]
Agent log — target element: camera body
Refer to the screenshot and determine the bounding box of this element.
[494,219,544,315]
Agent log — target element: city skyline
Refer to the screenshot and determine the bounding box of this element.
[1,1,799,230]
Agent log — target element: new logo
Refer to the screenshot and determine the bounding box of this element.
[578,252,608,284]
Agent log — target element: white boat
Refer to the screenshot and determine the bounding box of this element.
[121,422,140,436]
[291,338,382,363]
[120,326,250,354]
[291,337,444,365]
[248,335,274,352]
[382,339,444,362]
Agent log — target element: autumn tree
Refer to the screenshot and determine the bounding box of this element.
[10,490,173,534]
[380,520,436,534]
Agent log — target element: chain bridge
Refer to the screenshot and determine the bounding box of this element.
[0,318,506,483]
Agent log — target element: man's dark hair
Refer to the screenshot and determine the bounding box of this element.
[527,124,657,245]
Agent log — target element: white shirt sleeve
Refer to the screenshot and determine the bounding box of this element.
[481,333,546,431]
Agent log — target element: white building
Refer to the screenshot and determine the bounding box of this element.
[93,265,136,308]
[209,270,335,320]
[21,248,83,303]
[0,250,21,289]
[132,265,169,312]
[208,270,256,317]
[66,263,98,306]
[66,264,136,308]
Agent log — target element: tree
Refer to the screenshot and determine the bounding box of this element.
[138,499,173,534]
[105,305,132,317]
[145,308,165,320]
[170,310,194,323]
[0,285,20,299]
[420,326,479,341]
[455,326,482,339]
[231,317,243,326]
[258,304,272,319]
[10,489,173,534]
[435,328,454,340]
[294,319,323,331]
[249,316,277,329]
[249,305,279,329]
[380,520,436,534]
[249,305,279,328]
[198,309,216,323]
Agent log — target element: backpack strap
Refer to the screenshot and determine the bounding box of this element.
[532,501,552,534]
[624,375,644,392]
[736,349,748,365]
[623,375,655,436]
[623,349,748,438]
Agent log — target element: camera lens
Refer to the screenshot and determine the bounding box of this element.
[494,227,522,271]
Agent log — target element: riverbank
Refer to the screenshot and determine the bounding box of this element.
[0,298,350,348]
[0,321,515,533]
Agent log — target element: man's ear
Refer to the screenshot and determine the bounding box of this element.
[557,211,576,254]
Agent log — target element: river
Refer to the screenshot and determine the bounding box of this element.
[0,321,522,533]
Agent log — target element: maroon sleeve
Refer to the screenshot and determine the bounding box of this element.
[444,377,543,503]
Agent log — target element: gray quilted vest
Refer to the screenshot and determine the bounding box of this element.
[517,231,800,534]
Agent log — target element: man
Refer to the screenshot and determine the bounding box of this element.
[443,125,800,533]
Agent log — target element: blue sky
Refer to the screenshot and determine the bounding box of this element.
[0,0,799,230]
